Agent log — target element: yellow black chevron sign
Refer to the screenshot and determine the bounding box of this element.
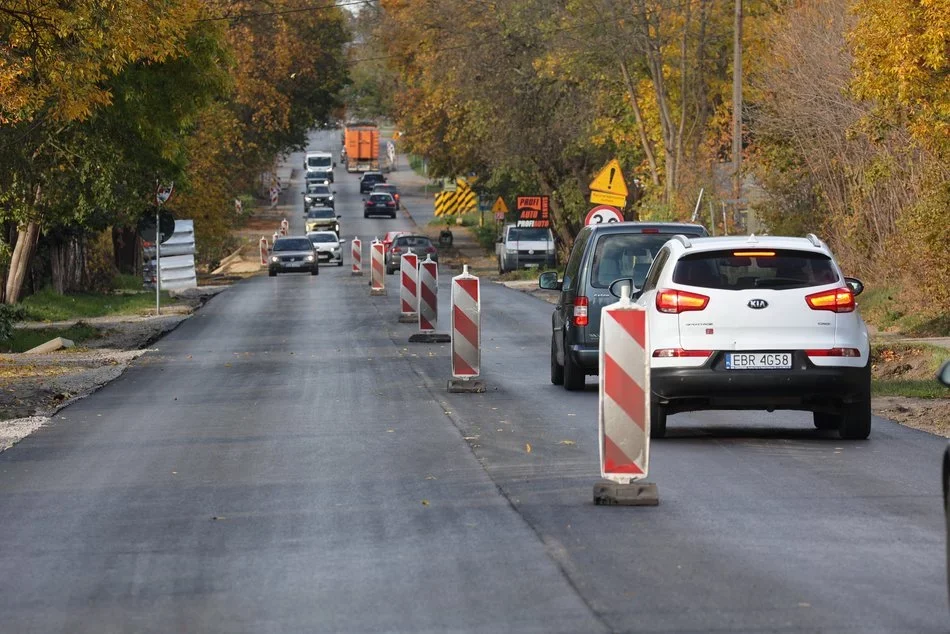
[434,178,477,216]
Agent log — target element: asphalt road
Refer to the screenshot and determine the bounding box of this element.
[0,131,946,632]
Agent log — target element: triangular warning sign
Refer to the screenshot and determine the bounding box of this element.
[491,197,509,214]
[589,159,628,197]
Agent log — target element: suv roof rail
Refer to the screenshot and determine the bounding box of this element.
[805,233,822,247]
[671,234,692,249]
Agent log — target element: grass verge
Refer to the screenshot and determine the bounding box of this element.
[0,323,100,353]
[19,288,179,322]
[861,287,950,336]
[870,342,950,398]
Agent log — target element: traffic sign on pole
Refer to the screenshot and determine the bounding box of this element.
[589,159,628,208]
[585,205,623,226]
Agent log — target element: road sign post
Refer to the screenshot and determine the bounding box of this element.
[593,285,658,506]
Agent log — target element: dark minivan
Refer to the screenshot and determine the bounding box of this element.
[539,222,708,390]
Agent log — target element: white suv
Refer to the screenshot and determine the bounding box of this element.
[615,234,871,440]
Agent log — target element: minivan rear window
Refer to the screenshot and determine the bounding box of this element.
[673,249,838,290]
[591,234,695,288]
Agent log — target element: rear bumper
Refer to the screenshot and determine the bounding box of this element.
[653,353,870,413]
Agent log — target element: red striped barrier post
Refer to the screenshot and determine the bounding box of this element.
[351,237,362,276]
[398,252,419,323]
[409,255,450,343]
[593,286,658,506]
[448,265,485,392]
[280,218,289,235]
[370,239,386,296]
[259,237,269,266]
[272,231,280,245]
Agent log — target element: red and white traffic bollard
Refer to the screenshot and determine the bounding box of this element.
[593,286,657,506]
[370,239,386,295]
[409,255,449,343]
[259,237,269,266]
[351,237,362,276]
[272,230,280,245]
[280,218,289,235]
[448,265,484,392]
[398,252,419,323]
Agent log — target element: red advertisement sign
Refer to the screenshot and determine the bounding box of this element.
[516,196,550,228]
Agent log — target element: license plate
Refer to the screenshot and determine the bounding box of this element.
[725,352,792,370]
[524,263,539,268]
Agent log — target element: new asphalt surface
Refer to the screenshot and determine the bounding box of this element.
[0,131,945,632]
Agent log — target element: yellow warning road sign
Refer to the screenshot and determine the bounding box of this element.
[491,197,509,214]
[589,159,628,197]
[590,190,628,207]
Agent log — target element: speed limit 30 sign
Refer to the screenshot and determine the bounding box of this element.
[585,205,623,226]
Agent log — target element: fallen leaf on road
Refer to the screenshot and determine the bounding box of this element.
[425,474,437,480]
[558,440,576,445]
[224,363,232,367]
[525,443,532,453]
[386,429,395,433]
[421,500,430,506]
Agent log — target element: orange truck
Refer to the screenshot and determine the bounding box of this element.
[343,122,380,173]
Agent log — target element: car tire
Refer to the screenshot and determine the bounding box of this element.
[812,411,839,430]
[650,396,668,439]
[550,334,564,385]
[337,261,343,267]
[838,394,871,440]
[311,266,319,276]
[390,213,396,219]
[562,339,585,391]
[269,270,277,277]
[364,212,369,218]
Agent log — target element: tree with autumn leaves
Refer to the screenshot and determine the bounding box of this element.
[0,0,349,304]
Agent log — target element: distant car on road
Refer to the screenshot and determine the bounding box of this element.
[604,234,871,439]
[303,183,335,210]
[382,230,405,254]
[307,231,344,267]
[305,206,341,235]
[269,236,319,277]
[386,234,438,274]
[540,222,709,392]
[359,171,386,194]
[371,183,400,206]
[364,192,397,218]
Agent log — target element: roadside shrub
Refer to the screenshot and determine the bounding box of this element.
[0,304,27,342]
[83,230,117,293]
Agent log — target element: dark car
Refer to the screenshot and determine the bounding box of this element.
[303,183,335,210]
[359,171,386,194]
[386,235,438,274]
[538,222,709,390]
[364,192,397,219]
[268,236,319,277]
[371,183,400,205]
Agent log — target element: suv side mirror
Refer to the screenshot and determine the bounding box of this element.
[538,271,562,291]
[938,361,950,387]
[336,215,342,219]
[609,278,640,299]
[844,277,864,296]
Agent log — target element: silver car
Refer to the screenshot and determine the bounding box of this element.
[269,236,319,276]
[307,231,344,267]
[386,234,438,274]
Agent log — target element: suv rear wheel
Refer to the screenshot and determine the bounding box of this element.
[650,396,668,439]
[838,394,872,440]
[813,411,838,430]
[562,338,585,391]
[550,335,564,385]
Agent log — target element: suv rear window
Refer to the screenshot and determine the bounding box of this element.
[673,249,838,290]
[591,233,695,288]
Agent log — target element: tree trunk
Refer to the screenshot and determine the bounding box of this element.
[5,221,40,304]
[619,60,661,187]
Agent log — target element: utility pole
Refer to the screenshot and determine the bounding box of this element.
[732,0,743,204]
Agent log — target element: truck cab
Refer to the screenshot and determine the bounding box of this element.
[496,224,556,273]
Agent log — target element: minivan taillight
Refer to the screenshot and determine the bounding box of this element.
[805,288,855,313]
[573,296,589,327]
[656,289,709,314]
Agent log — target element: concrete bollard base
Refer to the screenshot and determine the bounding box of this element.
[370,288,387,296]
[398,314,417,323]
[409,333,451,343]
[593,480,659,506]
[351,271,363,276]
[447,379,486,393]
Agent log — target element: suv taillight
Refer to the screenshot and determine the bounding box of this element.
[656,289,709,314]
[573,296,589,327]
[805,348,861,357]
[805,288,855,313]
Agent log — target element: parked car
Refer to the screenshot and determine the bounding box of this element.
[539,222,709,392]
[496,224,556,273]
[364,192,397,218]
[939,361,950,608]
[386,234,438,274]
[359,171,386,194]
[268,236,319,276]
[303,183,335,210]
[304,206,341,235]
[307,231,344,267]
[371,183,401,205]
[604,234,872,439]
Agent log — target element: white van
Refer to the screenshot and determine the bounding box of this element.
[304,151,334,183]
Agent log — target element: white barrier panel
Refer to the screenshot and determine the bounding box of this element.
[417,255,438,332]
[280,218,289,235]
[598,289,650,481]
[399,252,419,317]
[450,265,480,378]
[259,237,268,266]
[351,238,362,275]
[273,231,280,245]
[370,239,385,294]
[143,219,197,290]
